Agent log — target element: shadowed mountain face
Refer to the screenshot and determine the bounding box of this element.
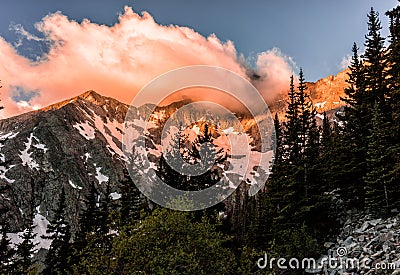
[0,91,130,232]
[0,90,274,234]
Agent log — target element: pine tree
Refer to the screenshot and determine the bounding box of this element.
[386,2,400,210]
[186,123,225,191]
[297,68,320,199]
[42,187,71,274]
[15,219,38,273]
[119,169,147,228]
[68,182,98,273]
[256,71,323,257]
[283,75,301,162]
[70,182,117,273]
[337,42,368,208]
[387,3,400,131]
[247,113,285,249]
[320,112,331,149]
[364,103,394,216]
[97,183,111,235]
[361,8,391,212]
[76,182,98,238]
[0,222,15,273]
[156,127,188,192]
[363,8,388,104]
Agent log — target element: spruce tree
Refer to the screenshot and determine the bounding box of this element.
[386,2,400,210]
[361,8,391,212]
[283,75,301,162]
[76,182,98,238]
[97,183,111,235]
[363,8,388,104]
[364,103,393,216]
[0,222,15,273]
[320,112,331,149]
[337,42,368,208]
[248,113,285,249]
[68,182,98,273]
[15,219,38,273]
[119,169,146,228]
[42,187,71,274]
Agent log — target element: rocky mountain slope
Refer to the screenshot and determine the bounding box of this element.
[269,68,349,121]
[0,91,129,234]
[0,90,273,240]
[307,68,349,113]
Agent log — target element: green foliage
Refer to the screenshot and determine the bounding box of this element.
[77,208,237,274]
[269,224,319,260]
[364,103,394,216]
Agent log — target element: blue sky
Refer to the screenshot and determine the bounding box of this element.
[0,1,398,81]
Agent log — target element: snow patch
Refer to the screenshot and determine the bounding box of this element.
[93,163,109,184]
[84,153,91,162]
[0,132,19,162]
[0,164,15,183]
[222,127,236,135]
[110,192,122,200]
[19,133,40,170]
[92,114,124,157]
[151,110,166,121]
[73,121,95,140]
[7,213,51,250]
[0,132,19,140]
[33,143,48,152]
[69,180,83,190]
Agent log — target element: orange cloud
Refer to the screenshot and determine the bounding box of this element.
[0,6,296,118]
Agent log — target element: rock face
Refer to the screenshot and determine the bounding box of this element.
[306,69,349,113]
[0,91,129,233]
[309,214,400,274]
[0,90,273,234]
[268,69,349,122]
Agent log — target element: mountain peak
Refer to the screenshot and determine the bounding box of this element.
[78,90,104,103]
[39,90,128,113]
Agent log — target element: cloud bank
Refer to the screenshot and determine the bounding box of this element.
[0,6,296,118]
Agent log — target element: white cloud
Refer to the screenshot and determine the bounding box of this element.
[0,6,296,118]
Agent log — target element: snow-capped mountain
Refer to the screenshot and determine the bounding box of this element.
[0,90,273,236]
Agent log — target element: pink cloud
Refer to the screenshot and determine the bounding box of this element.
[0,6,296,118]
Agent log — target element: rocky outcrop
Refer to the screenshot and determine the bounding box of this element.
[306,69,349,113]
[307,214,400,274]
[268,69,349,122]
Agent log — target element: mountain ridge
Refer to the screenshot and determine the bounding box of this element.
[0,88,273,236]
